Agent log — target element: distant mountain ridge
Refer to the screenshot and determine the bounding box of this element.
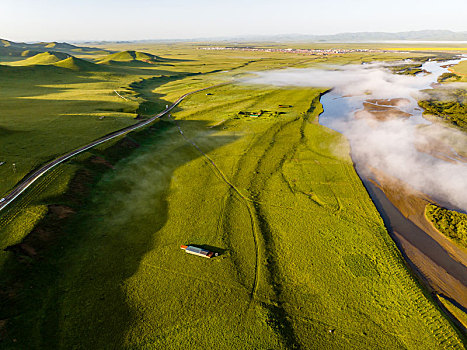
[80,30,467,44]
[3,30,467,49]
[197,30,467,43]
[282,30,467,42]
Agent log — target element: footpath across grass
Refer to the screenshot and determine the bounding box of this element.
[0,83,464,349]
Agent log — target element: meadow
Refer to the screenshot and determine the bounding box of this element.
[0,42,465,348]
[0,42,314,197]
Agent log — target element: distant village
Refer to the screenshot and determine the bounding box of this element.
[199,46,386,55]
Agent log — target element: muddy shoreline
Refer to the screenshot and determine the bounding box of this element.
[318,84,467,331]
[356,167,467,332]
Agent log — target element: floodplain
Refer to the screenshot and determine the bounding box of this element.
[0,41,466,349]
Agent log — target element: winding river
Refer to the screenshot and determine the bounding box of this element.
[319,56,467,319]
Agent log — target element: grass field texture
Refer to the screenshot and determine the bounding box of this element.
[0,44,465,348]
[438,295,467,330]
[0,45,317,197]
[0,81,464,348]
[0,43,423,197]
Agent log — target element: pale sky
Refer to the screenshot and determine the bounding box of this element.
[1,0,466,42]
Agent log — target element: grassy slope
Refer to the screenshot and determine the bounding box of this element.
[52,56,100,71]
[0,39,109,59]
[0,83,463,349]
[98,50,158,63]
[7,52,71,66]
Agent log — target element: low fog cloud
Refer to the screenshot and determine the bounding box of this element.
[338,117,467,211]
[246,63,467,211]
[246,63,433,101]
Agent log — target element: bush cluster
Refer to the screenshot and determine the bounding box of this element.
[425,203,467,247]
[419,89,467,131]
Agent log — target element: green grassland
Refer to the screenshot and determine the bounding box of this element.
[438,72,463,83]
[0,41,424,199]
[0,44,319,198]
[0,61,137,196]
[425,204,467,248]
[98,50,163,64]
[7,51,72,66]
[0,43,465,348]
[140,41,467,52]
[0,82,464,348]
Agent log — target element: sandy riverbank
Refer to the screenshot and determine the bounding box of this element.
[364,167,467,312]
[355,98,412,121]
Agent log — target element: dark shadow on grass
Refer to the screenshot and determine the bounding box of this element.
[0,64,105,97]
[0,66,197,196]
[436,293,467,336]
[0,117,238,348]
[1,59,194,102]
[128,72,218,117]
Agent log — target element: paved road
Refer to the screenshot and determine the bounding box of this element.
[0,84,224,212]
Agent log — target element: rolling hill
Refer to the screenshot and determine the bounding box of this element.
[20,49,44,57]
[8,51,71,66]
[7,51,101,71]
[53,56,101,71]
[0,38,110,59]
[98,50,162,64]
[39,41,83,50]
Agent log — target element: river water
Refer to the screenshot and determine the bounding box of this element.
[247,56,467,313]
[318,56,467,312]
[319,56,467,211]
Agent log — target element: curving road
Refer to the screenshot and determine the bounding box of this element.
[0,83,225,213]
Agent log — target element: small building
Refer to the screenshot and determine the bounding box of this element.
[181,245,218,258]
